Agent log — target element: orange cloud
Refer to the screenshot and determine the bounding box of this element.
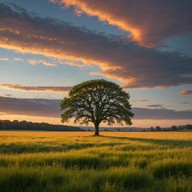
[14,58,82,68]
[27,59,56,67]
[132,100,148,103]
[0,3,115,70]
[180,90,192,95]
[0,84,71,94]
[1,3,192,88]
[52,0,192,47]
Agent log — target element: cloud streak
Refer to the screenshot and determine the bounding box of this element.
[0,84,71,94]
[180,90,192,95]
[0,57,8,61]
[181,102,191,104]
[132,100,148,103]
[133,107,192,120]
[0,3,192,88]
[0,96,60,117]
[27,59,56,67]
[52,0,192,47]
[0,96,191,120]
[146,104,164,108]
[13,58,59,67]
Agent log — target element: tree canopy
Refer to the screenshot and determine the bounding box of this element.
[61,79,134,135]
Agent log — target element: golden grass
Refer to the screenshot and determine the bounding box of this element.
[0,131,191,145]
[0,131,192,192]
[102,132,192,140]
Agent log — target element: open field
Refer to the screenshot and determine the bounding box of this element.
[0,131,192,192]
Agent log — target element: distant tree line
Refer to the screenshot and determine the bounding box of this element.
[0,120,84,132]
[150,124,192,132]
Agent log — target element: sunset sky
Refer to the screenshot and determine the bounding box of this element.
[0,0,192,128]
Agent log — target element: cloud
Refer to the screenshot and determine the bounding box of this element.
[0,3,99,68]
[180,90,192,95]
[0,96,60,117]
[0,112,7,115]
[14,58,24,61]
[0,3,192,88]
[133,107,192,120]
[132,100,148,103]
[27,59,56,67]
[0,96,191,120]
[0,57,8,61]
[52,0,192,47]
[4,94,13,97]
[14,58,58,67]
[0,84,71,94]
[146,104,164,108]
[181,102,191,104]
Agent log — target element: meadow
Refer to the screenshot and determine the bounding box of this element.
[0,131,192,192]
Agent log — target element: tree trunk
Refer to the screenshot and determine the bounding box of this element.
[94,123,100,136]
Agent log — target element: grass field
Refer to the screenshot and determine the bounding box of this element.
[0,131,192,192]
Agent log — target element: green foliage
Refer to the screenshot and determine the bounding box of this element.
[61,79,134,135]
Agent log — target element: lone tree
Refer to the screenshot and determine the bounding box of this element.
[61,79,134,136]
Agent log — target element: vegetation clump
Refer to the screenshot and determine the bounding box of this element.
[61,79,134,135]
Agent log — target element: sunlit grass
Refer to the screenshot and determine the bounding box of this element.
[0,131,192,191]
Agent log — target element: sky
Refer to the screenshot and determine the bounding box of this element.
[0,0,192,128]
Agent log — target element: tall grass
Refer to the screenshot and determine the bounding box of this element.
[0,131,191,191]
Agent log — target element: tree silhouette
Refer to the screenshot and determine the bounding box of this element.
[60,79,134,135]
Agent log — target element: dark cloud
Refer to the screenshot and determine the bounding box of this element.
[180,90,192,95]
[181,102,191,104]
[0,96,191,120]
[0,3,192,88]
[54,0,192,47]
[0,96,60,117]
[133,107,192,120]
[0,84,71,94]
[146,104,164,108]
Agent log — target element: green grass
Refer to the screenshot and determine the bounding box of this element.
[0,131,192,192]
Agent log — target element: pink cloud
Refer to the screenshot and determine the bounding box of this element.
[0,84,71,94]
[53,0,192,47]
[180,90,192,95]
[27,59,56,67]
[0,3,192,88]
